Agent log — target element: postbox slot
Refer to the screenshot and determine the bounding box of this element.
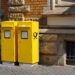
[21,31,28,39]
[4,30,11,38]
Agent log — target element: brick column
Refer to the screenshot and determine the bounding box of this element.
[1,0,8,17]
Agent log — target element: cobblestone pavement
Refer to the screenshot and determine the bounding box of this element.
[0,64,75,75]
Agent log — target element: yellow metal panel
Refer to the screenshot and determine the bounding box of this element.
[1,21,17,62]
[32,22,39,63]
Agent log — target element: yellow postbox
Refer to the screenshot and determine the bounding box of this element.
[17,21,39,64]
[1,21,17,62]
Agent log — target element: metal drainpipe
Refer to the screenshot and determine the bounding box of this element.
[0,0,1,9]
[51,0,55,10]
[47,0,55,10]
[56,0,61,4]
[0,0,1,21]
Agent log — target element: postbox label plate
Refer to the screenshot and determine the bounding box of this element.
[4,31,10,38]
[21,31,28,39]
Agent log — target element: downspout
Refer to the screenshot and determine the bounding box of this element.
[56,0,61,4]
[48,0,55,10]
[51,0,55,10]
[0,0,1,21]
[0,0,1,9]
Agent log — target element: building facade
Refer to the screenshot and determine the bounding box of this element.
[40,0,75,66]
[1,0,75,66]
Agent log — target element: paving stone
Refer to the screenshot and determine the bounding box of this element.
[0,65,74,75]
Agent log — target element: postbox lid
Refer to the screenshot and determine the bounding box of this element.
[1,21,17,27]
[17,21,32,28]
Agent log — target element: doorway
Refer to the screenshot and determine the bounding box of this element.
[66,41,75,65]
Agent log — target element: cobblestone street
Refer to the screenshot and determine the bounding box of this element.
[0,64,75,75]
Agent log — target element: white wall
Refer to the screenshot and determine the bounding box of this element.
[47,16,75,26]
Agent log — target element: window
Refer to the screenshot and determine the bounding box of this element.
[21,31,28,39]
[4,31,11,38]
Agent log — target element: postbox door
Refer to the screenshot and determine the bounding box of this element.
[18,28,32,63]
[1,28,15,62]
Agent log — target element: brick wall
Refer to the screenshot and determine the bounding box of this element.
[1,0,47,25]
[25,0,47,25]
[25,0,47,18]
[1,0,9,17]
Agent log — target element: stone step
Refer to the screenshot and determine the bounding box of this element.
[40,54,58,65]
[55,4,75,7]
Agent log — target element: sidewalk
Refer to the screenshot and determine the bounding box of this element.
[0,64,75,75]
